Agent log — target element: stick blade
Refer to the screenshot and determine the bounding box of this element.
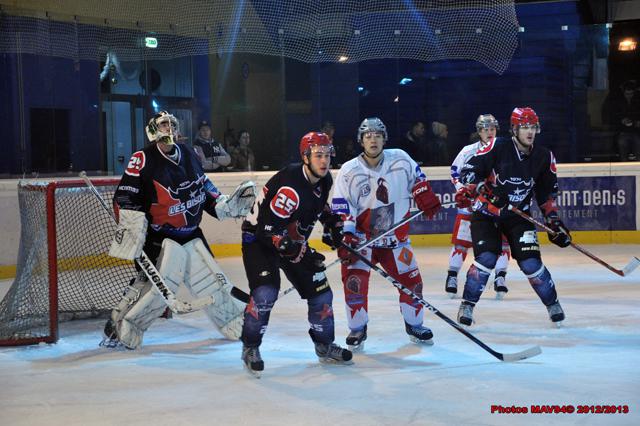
[622,257,640,276]
[499,345,542,362]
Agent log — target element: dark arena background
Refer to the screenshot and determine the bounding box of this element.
[0,1,639,425]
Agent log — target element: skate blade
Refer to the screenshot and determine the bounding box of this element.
[495,291,507,301]
[347,342,365,352]
[318,357,354,365]
[244,364,262,378]
[552,320,564,328]
[409,336,434,346]
[446,292,457,299]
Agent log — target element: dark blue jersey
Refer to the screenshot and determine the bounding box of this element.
[114,143,222,238]
[460,137,560,218]
[242,163,333,248]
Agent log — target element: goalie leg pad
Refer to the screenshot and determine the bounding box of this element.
[112,239,184,349]
[183,239,246,340]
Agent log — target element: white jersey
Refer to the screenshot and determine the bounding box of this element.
[331,149,426,248]
[450,140,486,214]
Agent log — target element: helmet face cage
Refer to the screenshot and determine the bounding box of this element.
[146,111,179,143]
[357,117,388,143]
[299,132,335,159]
[510,107,541,134]
[476,114,499,131]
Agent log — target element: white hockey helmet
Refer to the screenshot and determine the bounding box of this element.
[146,111,179,144]
[357,117,388,143]
[475,114,499,131]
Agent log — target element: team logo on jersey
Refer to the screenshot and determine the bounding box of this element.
[376,178,389,204]
[149,176,207,227]
[270,186,300,218]
[360,183,371,197]
[398,247,414,266]
[125,151,146,177]
[495,173,534,204]
[549,152,557,174]
[519,230,538,245]
[475,138,495,155]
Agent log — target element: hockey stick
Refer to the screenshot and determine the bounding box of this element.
[341,243,542,362]
[508,205,640,277]
[278,209,425,298]
[79,172,215,313]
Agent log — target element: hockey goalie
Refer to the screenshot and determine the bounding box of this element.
[103,110,257,349]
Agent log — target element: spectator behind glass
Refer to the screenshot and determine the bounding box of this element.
[614,81,640,161]
[192,121,231,171]
[398,121,427,165]
[320,121,336,143]
[427,121,450,166]
[335,137,359,167]
[230,130,256,171]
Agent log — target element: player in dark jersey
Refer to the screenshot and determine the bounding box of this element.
[104,110,255,349]
[454,107,571,326]
[239,132,353,376]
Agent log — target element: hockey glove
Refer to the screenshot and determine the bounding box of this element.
[301,247,327,272]
[109,209,148,261]
[321,213,344,249]
[469,184,502,216]
[454,184,477,209]
[272,235,307,263]
[546,217,572,248]
[411,180,441,219]
[337,232,361,265]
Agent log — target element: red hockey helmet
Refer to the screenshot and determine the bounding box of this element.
[299,131,335,158]
[510,107,540,133]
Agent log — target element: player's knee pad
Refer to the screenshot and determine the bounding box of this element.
[462,255,495,303]
[242,285,278,347]
[182,239,246,340]
[307,289,335,344]
[518,258,558,306]
[342,269,370,327]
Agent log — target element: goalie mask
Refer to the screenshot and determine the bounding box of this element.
[510,107,540,134]
[357,117,388,144]
[299,132,335,159]
[146,111,179,144]
[476,114,499,131]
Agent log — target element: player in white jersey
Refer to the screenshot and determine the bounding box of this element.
[331,118,441,351]
[447,115,511,299]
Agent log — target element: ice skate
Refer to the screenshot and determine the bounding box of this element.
[242,345,264,377]
[99,319,128,349]
[546,301,565,326]
[405,322,434,345]
[345,326,367,352]
[314,342,353,365]
[445,271,458,298]
[457,301,475,326]
[493,271,508,300]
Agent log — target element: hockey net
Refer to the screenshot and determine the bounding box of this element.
[0,179,136,346]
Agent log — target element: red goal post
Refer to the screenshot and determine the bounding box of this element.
[0,178,136,346]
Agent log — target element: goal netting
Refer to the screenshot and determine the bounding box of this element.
[0,0,519,74]
[0,179,137,346]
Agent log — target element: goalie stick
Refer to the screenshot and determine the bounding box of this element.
[340,243,542,362]
[508,205,640,277]
[79,172,215,314]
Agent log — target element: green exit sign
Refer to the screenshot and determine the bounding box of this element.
[145,37,158,48]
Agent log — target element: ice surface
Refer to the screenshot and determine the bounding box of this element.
[1,245,639,425]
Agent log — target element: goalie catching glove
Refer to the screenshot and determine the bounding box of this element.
[215,180,258,220]
[109,209,148,261]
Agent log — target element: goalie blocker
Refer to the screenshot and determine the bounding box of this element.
[105,238,246,349]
